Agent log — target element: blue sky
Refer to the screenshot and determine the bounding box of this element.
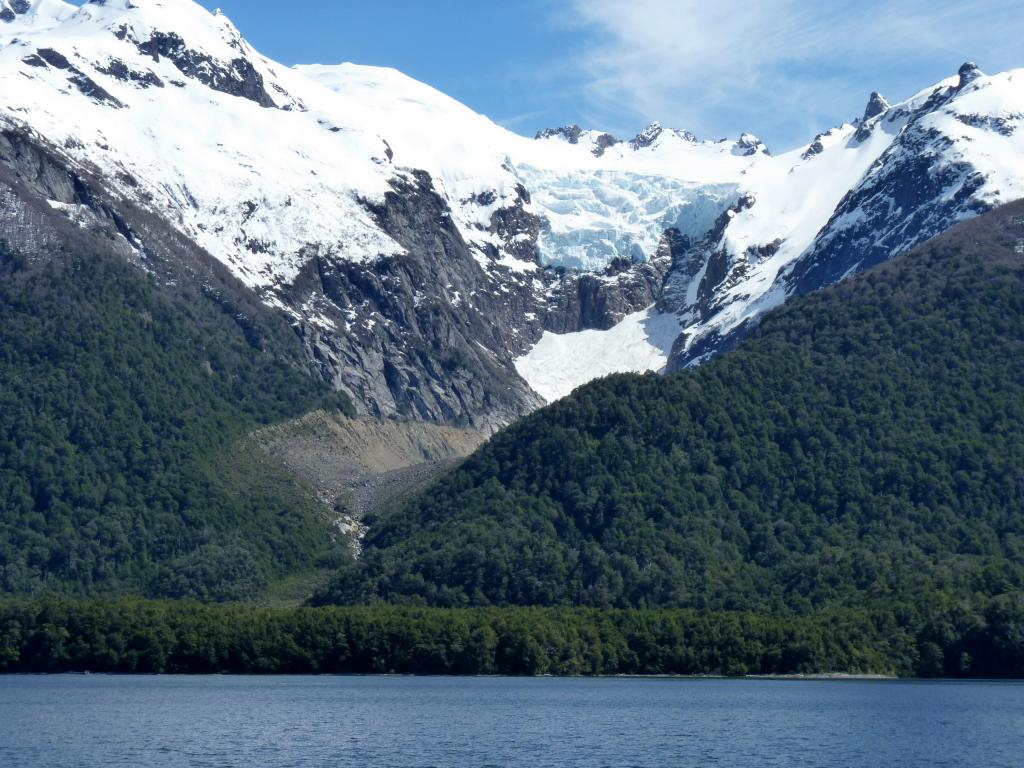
[193,0,1023,151]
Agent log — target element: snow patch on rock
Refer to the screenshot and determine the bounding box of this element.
[514,306,681,403]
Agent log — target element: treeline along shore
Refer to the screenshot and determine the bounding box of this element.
[1,597,1022,677]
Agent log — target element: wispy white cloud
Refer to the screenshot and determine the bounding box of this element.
[563,0,1024,149]
[495,109,553,132]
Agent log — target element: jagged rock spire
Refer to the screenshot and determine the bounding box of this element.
[863,92,890,121]
[957,62,983,89]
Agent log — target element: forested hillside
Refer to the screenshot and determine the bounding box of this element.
[0,234,351,600]
[317,201,1024,612]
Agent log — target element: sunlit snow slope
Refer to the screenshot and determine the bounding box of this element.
[514,307,681,402]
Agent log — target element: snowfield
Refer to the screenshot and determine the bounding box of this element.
[514,307,682,403]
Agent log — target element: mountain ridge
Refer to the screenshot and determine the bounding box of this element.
[1,0,1023,427]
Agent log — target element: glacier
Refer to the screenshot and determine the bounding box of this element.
[512,166,738,271]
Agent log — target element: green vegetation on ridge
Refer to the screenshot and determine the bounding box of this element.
[0,238,351,600]
[317,201,1024,613]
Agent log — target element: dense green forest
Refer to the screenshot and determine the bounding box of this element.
[1,596,1021,677]
[0,236,350,601]
[317,201,1024,614]
[4,192,1024,677]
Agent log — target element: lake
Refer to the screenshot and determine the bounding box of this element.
[0,676,1021,767]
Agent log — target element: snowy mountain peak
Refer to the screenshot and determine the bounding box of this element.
[534,124,584,144]
[77,0,247,50]
[44,0,300,111]
[957,61,984,88]
[654,61,1024,378]
[630,121,664,149]
[85,0,208,14]
[862,91,890,121]
[10,0,255,64]
[733,132,767,156]
[532,124,623,156]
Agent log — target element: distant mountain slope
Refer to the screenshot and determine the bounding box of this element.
[316,200,1024,610]
[3,1,1022,423]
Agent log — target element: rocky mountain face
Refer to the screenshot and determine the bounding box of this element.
[1,0,1023,426]
[784,64,1006,297]
[658,62,1024,370]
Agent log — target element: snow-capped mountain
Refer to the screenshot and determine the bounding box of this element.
[657,61,1024,370]
[1,0,1022,423]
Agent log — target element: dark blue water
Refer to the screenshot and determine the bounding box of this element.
[0,676,1021,767]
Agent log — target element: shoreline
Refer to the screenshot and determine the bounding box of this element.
[14,672,1011,682]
